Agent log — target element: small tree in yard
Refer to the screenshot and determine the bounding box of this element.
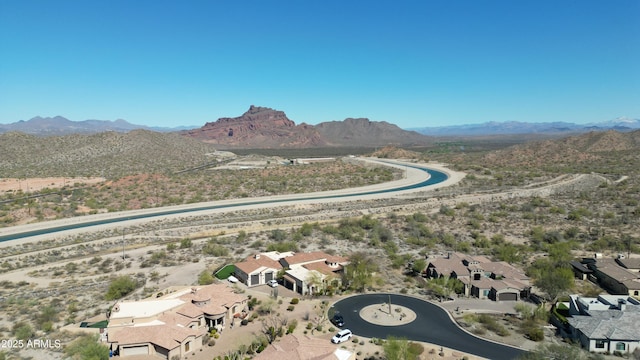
[343,252,378,292]
[261,315,287,344]
[425,276,462,300]
[411,259,427,276]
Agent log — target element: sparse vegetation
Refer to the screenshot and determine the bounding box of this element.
[1,130,639,358]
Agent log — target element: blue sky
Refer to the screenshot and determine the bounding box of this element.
[1,1,638,128]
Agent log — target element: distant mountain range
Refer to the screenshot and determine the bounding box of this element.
[0,116,193,135]
[2,112,639,140]
[409,117,640,136]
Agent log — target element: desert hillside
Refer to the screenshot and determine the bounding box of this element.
[315,118,431,147]
[479,130,640,171]
[0,130,218,178]
[183,106,432,148]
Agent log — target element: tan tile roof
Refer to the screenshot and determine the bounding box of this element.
[158,312,196,327]
[617,257,640,271]
[283,251,331,266]
[180,284,247,307]
[596,259,640,284]
[177,283,247,317]
[492,279,527,291]
[176,303,206,318]
[427,255,469,277]
[254,334,352,360]
[109,324,204,350]
[303,261,342,275]
[471,278,495,289]
[428,253,529,287]
[482,261,529,281]
[235,255,281,274]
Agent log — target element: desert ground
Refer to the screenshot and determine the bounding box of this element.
[0,155,633,360]
[0,177,105,193]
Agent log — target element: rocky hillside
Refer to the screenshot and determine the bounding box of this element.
[315,118,430,146]
[370,146,424,159]
[0,130,218,178]
[183,106,432,148]
[183,106,326,148]
[481,130,640,168]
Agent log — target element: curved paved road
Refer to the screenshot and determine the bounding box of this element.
[332,294,525,360]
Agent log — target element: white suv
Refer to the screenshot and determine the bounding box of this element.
[267,279,278,287]
[331,329,352,344]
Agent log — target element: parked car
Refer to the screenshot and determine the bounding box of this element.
[331,313,344,327]
[331,329,352,344]
[267,279,278,287]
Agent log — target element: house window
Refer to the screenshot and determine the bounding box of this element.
[483,290,489,297]
[635,291,639,296]
[185,341,190,352]
[616,342,626,351]
[595,340,606,349]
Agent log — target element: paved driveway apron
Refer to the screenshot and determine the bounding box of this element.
[332,294,525,360]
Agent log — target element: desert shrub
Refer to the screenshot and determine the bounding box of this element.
[202,241,228,256]
[290,298,299,304]
[105,275,138,300]
[64,334,109,360]
[408,342,424,356]
[286,319,298,334]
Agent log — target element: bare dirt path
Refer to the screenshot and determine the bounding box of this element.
[0,177,104,193]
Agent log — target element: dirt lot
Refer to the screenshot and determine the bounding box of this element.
[0,177,104,193]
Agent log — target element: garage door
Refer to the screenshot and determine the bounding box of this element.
[265,272,273,282]
[251,274,260,286]
[498,292,518,301]
[122,345,149,356]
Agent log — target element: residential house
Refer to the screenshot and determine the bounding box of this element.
[588,258,640,299]
[254,334,355,360]
[425,252,530,301]
[234,251,349,295]
[234,251,294,287]
[566,294,640,354]
[280,251,349,295]
[107,283,247,359]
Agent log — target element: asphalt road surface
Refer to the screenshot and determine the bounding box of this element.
[331,294,526,360]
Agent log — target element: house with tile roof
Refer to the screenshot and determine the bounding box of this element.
[280,251,349,295]
[254,334,355,360]
[234,251,293,287]
[588,258,640,299]
[107,283,247,359]
[425,252,530,301]
[566,294,640,354]
[234,251,349,295]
